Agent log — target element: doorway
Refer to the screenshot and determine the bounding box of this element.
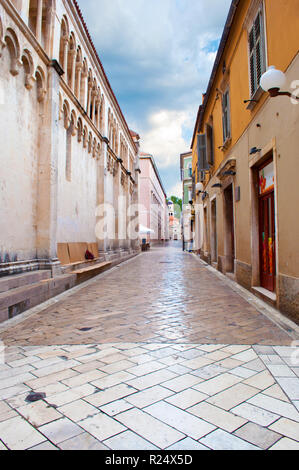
[258,159,276,292]
[224,184,235,273]
[211,199,217,263]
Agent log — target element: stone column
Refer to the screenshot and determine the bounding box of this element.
[69,50,76,91]
[63,38,68,74]
[36,65,61,275]
[131,172,140,251]
[87,84,91,115]
[118,171,127,251]
[113,161,120,252]
[96,142,105,256]
[75,63,82,100]
[124,175,131,251]
[36,0,43,43]
[91,92,96,123]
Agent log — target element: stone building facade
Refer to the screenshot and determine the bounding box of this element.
[180,151,193,251]
[191,0,299,323]
[0,0,140,276]
[0,0,140,321]
[139,153,169,244]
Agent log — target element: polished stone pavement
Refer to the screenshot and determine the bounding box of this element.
[0,244,298,450]
[0,244,294,347]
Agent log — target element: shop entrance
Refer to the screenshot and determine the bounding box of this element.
[258,159,276,292]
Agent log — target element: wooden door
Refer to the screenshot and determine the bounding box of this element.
[259,191,276,292]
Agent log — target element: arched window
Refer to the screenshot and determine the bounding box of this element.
[59,16,69,71]
[21,49,34,89]
[88,132,92,153]
[35,66,46,102]
[4,28,20,76]
[77,117,83,143]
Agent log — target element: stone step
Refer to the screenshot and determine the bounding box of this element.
[0,270,51,293]
[0,273,76,323]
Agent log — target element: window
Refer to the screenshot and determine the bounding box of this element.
[197,134,208,171]
[205,123,214,166]
[222,89,231,143]
[248,7,266,97]
[191,172,196,200]
[188,163,192,178]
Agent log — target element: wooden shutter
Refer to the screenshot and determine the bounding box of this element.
[191,172,196,200]
[222,90,230,142]
[249,8,266,97]
[206,124,214,166]
[197,134,208,170]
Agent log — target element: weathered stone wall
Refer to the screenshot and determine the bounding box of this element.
[0,0,139,274]
[56,118,98,243]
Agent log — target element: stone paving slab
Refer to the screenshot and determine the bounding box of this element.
[0,342,298,450]
[0,246,295,347]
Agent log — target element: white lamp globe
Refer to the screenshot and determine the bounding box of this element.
[260,66,287,92]
[196,182,203,192]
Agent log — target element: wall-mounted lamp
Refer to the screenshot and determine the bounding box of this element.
[260,66,299,100]
[212,183,222,188]
[218,145,225,150]
[202,192,208,201]
[223,170,236,176]
[249,147,261,155]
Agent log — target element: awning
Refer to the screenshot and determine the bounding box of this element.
[139,224,155,234]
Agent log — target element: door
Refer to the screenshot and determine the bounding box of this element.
[259,190,276,292]
[224,185,235,273]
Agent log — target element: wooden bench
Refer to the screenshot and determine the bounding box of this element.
[57,242,112,282]
[73,261,111,275]
[57,242,100,268]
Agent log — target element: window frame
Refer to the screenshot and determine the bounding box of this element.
[247,2,267,98]
[222,87,231,144]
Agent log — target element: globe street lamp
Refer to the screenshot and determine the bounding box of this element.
[260,66,299,100]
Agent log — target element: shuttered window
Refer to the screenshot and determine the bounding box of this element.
[191,172,196,200]
[222,89,231,143]
[249,8,266,97]
[206,124,214,166]
[197,134,208,171]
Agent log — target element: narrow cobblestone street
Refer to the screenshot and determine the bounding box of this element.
[0,244,293,347]
[0,244,298,450]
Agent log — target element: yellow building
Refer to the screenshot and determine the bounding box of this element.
[191,0,299,323]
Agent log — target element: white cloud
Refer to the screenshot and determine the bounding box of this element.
[140,108,193,169]
[169,182,184,199]
[77,0,232,187]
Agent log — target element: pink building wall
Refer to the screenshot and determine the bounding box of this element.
[139,155,169,242]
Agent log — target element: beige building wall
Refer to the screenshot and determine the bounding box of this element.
[199,54,299,321]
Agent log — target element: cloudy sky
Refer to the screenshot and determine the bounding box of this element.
[77,0,231,198]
